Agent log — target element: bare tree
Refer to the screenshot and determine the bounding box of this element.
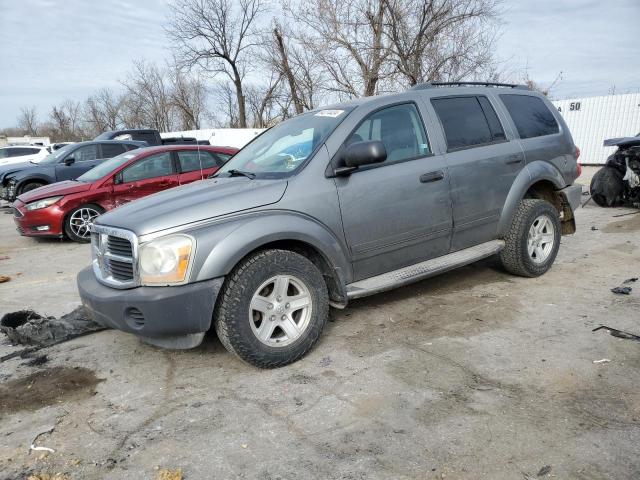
[285,0,390,98]
[121,60,174,131]
[84,88,125,135]
[168,64,207,130]
[49,99,84,141]
[168,0,267,128]
[17,106,39,135]
[246,72,286,128]
[385,0,500,86]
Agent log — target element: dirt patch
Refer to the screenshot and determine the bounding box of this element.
[0,367,103,414]
[602,213,640,233]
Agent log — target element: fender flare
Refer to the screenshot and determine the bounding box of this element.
[190,211,351,295]
[497,161,566,237]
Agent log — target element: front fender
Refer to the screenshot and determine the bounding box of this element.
[187,210,351,288]
[497,161,566,237]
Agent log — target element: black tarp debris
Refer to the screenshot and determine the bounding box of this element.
[593,325,640,342]
[623,277,638,284]
[22,354,48,367]
[537,465,552,476]
[0,306,104,348]
[611,286,632,295]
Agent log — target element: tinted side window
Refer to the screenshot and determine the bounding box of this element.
[70,144,99,162]
[500,94,559,139]
[477,97,506,141]
[101,143,127,158]
[431,96,493,150]
[135,132,159,145]
[0,149,8,158]
[214,152,233,164]
[122,152,173,182]
[346,103,430,164]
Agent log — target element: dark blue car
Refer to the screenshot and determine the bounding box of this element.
[0,140,147,201]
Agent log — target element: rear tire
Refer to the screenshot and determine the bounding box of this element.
[500,199,561,278]
[215,249,329,368]
[590,166,624,207]
[64,204,104,243]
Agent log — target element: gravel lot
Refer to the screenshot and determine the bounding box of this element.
[1,167,639,480]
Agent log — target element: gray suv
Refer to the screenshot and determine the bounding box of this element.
[78,82,582,368]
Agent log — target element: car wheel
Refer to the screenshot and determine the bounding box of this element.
[499,199,561,278]
[215,249,329,368]
[20,181,46,195]
[590,166,624,207]
[64,204,104,243]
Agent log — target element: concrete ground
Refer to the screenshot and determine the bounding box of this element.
[1,167,639,480]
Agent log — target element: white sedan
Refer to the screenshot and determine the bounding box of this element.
[0,145,49,166]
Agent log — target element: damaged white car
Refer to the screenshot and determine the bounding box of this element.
[590,135,640,207]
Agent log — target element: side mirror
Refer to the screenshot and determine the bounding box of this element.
[64,157,75,166]
[343,140,387,170]
[114,172,123,185]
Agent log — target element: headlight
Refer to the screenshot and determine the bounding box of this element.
[25,196,63,211]
[139,235,194,285]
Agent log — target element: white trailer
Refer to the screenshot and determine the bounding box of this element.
[552,93,640,165]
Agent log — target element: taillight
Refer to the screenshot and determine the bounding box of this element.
[575,146,581,160]
[575,146,582,177]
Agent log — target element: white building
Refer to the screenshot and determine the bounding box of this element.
[0,135,51,147]
[552,93,640,165]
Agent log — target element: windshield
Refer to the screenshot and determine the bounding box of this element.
[77,152,137,182]
[38,143,77,165]
[216,108,352,178]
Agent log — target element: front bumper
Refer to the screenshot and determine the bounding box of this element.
[77,267,223,349]
[12,199,65,237]
[559,184,583,211]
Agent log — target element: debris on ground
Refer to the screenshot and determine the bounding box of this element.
[0,306,104,348]
[22,354,49,367]
[0,255,9,260]
[593,325,640,342]
[537,465,552,476]
[29,426,56,454]
[590,226,598,231]
[156,468,183,480]
[623,277,638,284]
[0,275,11,283]
[611,286,632,295]
[593,358,611,364]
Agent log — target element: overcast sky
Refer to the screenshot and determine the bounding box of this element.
[0,0,638,128]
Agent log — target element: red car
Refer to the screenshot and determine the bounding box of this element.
[12,145,238,242]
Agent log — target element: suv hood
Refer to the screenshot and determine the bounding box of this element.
[0,162,35,182]
[17,180,91,204]
[96,177,288,236]
[604,136,640,148]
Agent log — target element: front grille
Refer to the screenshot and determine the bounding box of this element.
[91,226,139,288]
[127,308,145,328]
[107,235,133,257]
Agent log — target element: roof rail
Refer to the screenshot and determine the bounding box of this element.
[411,81,530,90]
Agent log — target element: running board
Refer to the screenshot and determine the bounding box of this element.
[346,240,505,299]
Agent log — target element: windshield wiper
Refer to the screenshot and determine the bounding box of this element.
[226,169,256,179]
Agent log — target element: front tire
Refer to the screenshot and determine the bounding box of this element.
[500,199,561,277]
[590,166,624,207]
[64,204,104,243]
[215,249,329,368]
[19,181,46,196]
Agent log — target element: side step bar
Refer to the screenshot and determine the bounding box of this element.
[346,240,505,299]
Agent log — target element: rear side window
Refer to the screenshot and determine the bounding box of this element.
[71,144,99,162]
[500,94,559,139]
[122,152,173,182]
[432,96,502,150]
[177,150,221,172]
[101,143,127,158]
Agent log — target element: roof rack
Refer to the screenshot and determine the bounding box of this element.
[411,81,530,90]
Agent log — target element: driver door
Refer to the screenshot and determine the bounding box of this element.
[55,144,101,180]
[111,152,179,207]
[334,103,453,281]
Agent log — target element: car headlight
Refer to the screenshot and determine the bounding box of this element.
[139,235,194,286]
[25,196,63,211]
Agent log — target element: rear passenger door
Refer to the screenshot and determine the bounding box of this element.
[175,150,226,184]
[334,102,453,281]
[111,151,179,206]
[430,95,525,251]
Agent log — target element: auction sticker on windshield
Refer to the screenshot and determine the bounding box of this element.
[314,110,345,118]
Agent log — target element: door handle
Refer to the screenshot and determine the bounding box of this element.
[505,155,523,165]
[420,171,445,183]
